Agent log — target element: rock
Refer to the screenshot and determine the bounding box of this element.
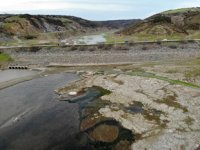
[68,91,78,96]
[89,124,119,143]
[80,116,103,132]
[86,71,94,76]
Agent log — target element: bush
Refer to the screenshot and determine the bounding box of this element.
[187,23,200,30]
[180,40,188,44]
[70,46,78,51]
[187,39,195,43]
[30,47,40,52]
[153,15,171,23]
[115,45,129,50]
[142,46,148,50]
[78,46,87,51]
[156,41,162,45]
[88,47,96,52]
[168,45,177,49]
[97,44,112,50]
[128,42,135,46]
[24,35,37,40]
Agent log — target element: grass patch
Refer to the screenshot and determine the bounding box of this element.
[184,68,200,82]
[104,34,128,44]
[93,86,112,96]
[105,76,124,85]
[185,69,200,78]
[162,8,192,14]
[0,53,13,62]
[165,69,179,74]
[104,32,187,43]
[183,116,194,126]
[156,95,188,113]
[132,33,185,41]
[127,71,200,88]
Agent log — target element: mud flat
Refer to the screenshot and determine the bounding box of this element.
[57,68,200,150]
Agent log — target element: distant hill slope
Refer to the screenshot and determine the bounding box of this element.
[120,7,200,36]
[95,19,141,29]
[0,14,100,42]
[0,14,139,43]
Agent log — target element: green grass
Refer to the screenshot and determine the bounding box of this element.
[162,8,200,15]
[162,8,192,14]
[104,34,128,44]
[156,95,188,113]
[132,33,185,41]
[184,68,200,81]
[4,16,23,22]
[93,86,112,96]
[104,32,187,43]
[127,71,200,88]
[0,53,13,62]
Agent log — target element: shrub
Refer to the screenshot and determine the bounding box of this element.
[180,40,188,44]
[30,47,40,52]
[97,44,112,50]
[187,39,195,43]
[70,46,78,51]
[97,44,105,49]
[142,46,148,50]
[156,41,162,45]
[78,46,87,51]
[128,42,135,46]
[168,45,177,49]
[153,15,171,23]
[115,45,129,50]
[24,35,37,40]
[88,47,96,52]
[187,23,200,30]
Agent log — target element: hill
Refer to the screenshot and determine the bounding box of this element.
[0,14,140,43]
[120,7,200,39]
[0,14,100,42]
[95,19,141,29]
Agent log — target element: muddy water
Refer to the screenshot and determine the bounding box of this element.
[0,73,85,150]
[64,87,135,150]
[76,34,106,45]
[0,73,134,150]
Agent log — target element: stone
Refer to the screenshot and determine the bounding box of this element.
[68,91,78,96]
[89,124,119,143]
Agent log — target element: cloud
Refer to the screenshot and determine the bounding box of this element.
[178,1,200,8]
[0,0,133,13]
[0,0,200,20]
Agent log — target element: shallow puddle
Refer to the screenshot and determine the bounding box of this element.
[67,86,135,150]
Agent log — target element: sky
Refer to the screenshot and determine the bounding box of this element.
[0,0,200,20]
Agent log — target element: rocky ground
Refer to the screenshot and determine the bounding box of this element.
[1,42,200,149]
[56,57,200,150]
[2,42,200,67]
[91,74,200,150]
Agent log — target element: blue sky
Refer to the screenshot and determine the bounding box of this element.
[0,0,200,20]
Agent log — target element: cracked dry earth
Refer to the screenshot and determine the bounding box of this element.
[84,74,200,150]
